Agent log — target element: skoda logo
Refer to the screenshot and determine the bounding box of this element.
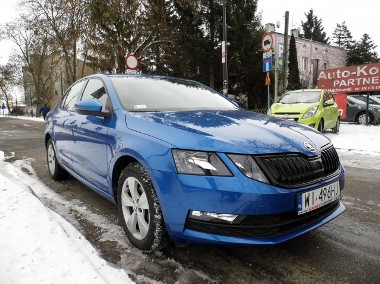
[304,142,316,153]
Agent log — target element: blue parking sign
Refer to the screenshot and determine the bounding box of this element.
[263,57,273,72]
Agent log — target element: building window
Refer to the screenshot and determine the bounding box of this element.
[301,57,309,71]
[324,62,329,70]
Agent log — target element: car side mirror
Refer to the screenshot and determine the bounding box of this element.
[75,99,112,118]
[323,99,334,107]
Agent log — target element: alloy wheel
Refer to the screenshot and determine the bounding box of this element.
[121,177,150,240]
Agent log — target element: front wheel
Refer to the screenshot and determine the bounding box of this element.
[332,118,340,134]
[117,162,169,251]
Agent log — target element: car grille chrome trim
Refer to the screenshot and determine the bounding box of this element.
[255,144,340,188]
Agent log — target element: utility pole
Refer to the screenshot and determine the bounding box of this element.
[222,0,228,96]
[282,11,289,93]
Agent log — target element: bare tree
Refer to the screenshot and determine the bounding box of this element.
[0,64,18,114]
[2,14,61,114]
[24,0,90,84]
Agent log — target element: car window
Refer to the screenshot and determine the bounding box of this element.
[370,96,380,104]
[347,96,365,105]
[81,78,112,112]
[278,91,321,104]
[61,80,86,111]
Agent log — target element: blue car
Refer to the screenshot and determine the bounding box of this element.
[45,74,345,251]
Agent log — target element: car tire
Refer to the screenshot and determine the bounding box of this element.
[47,139,68,181]
[318,119,324,133]
[332,118,340,134]
[356,112,373,125]
[117,162,169,251]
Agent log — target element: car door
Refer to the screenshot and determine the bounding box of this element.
[52,80,87,169]
[345,99,358,122]
[322,91,335,128]
[70,78,114,193]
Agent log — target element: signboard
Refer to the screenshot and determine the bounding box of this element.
[261,33,273,52]
[124,54,138,70]
[277,43,284,71]
[265,72,271,86]
[263,50,272,59]
[263,57,273,72]
[222,41,226,63]
[317,63,380,93]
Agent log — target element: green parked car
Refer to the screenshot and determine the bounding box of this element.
[268,89,340,133]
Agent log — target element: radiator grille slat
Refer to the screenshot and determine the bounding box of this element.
[256,145,340,188]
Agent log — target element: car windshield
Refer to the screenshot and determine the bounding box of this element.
[277,91,321,104]
[348,96,365,105]
[109,76,238,112]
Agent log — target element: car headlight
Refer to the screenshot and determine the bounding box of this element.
[303,106,318,118]
[228,154,269,183]
[172,150,232,176]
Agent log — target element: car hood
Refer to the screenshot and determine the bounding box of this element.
[125,110,331,156]
[271,102,318,114]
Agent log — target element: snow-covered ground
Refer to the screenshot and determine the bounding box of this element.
[0,115,379,283]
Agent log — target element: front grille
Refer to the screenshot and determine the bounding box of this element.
[186,201,341,238]
[255,145,340,188]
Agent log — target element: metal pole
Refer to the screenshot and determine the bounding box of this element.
[60,73,64,96]
[309,38,313,88]
[366,93,369,125]
[267,75,270,109]
[222,0,228,95]
[282,11,289,93]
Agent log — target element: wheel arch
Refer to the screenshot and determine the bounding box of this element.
[111,155,139,204]
[45,133,52,149]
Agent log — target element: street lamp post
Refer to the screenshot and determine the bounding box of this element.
[222,0,228,96]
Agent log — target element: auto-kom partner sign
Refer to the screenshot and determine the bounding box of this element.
[317,62,380,93]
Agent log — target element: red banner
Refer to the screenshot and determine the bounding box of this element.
[317,63,380,93]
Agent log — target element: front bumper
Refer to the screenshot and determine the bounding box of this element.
[151,165,345,245]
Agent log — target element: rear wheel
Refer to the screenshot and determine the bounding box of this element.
[47,139,68,180]
[117,162,169,251]
[356,112,373,125]
[332,118,340,134]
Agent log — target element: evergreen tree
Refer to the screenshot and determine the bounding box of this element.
[346,33,379,66]
[287,34,301,90]
[332,21,353,49]
[225,0,265,108]
[301,9,329,44]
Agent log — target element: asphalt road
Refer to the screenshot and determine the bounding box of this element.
[1,117,379,284]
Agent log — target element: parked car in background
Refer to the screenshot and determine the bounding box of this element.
[349,94,380,105]
[269,89,340,133]
[343,96,380,125]
[45,75,345,251]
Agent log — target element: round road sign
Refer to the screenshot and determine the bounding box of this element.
[125,54,138,70]
[261,33,273,52]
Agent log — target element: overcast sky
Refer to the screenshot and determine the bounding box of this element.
[1,1,379,64]
[258,0,380,55]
